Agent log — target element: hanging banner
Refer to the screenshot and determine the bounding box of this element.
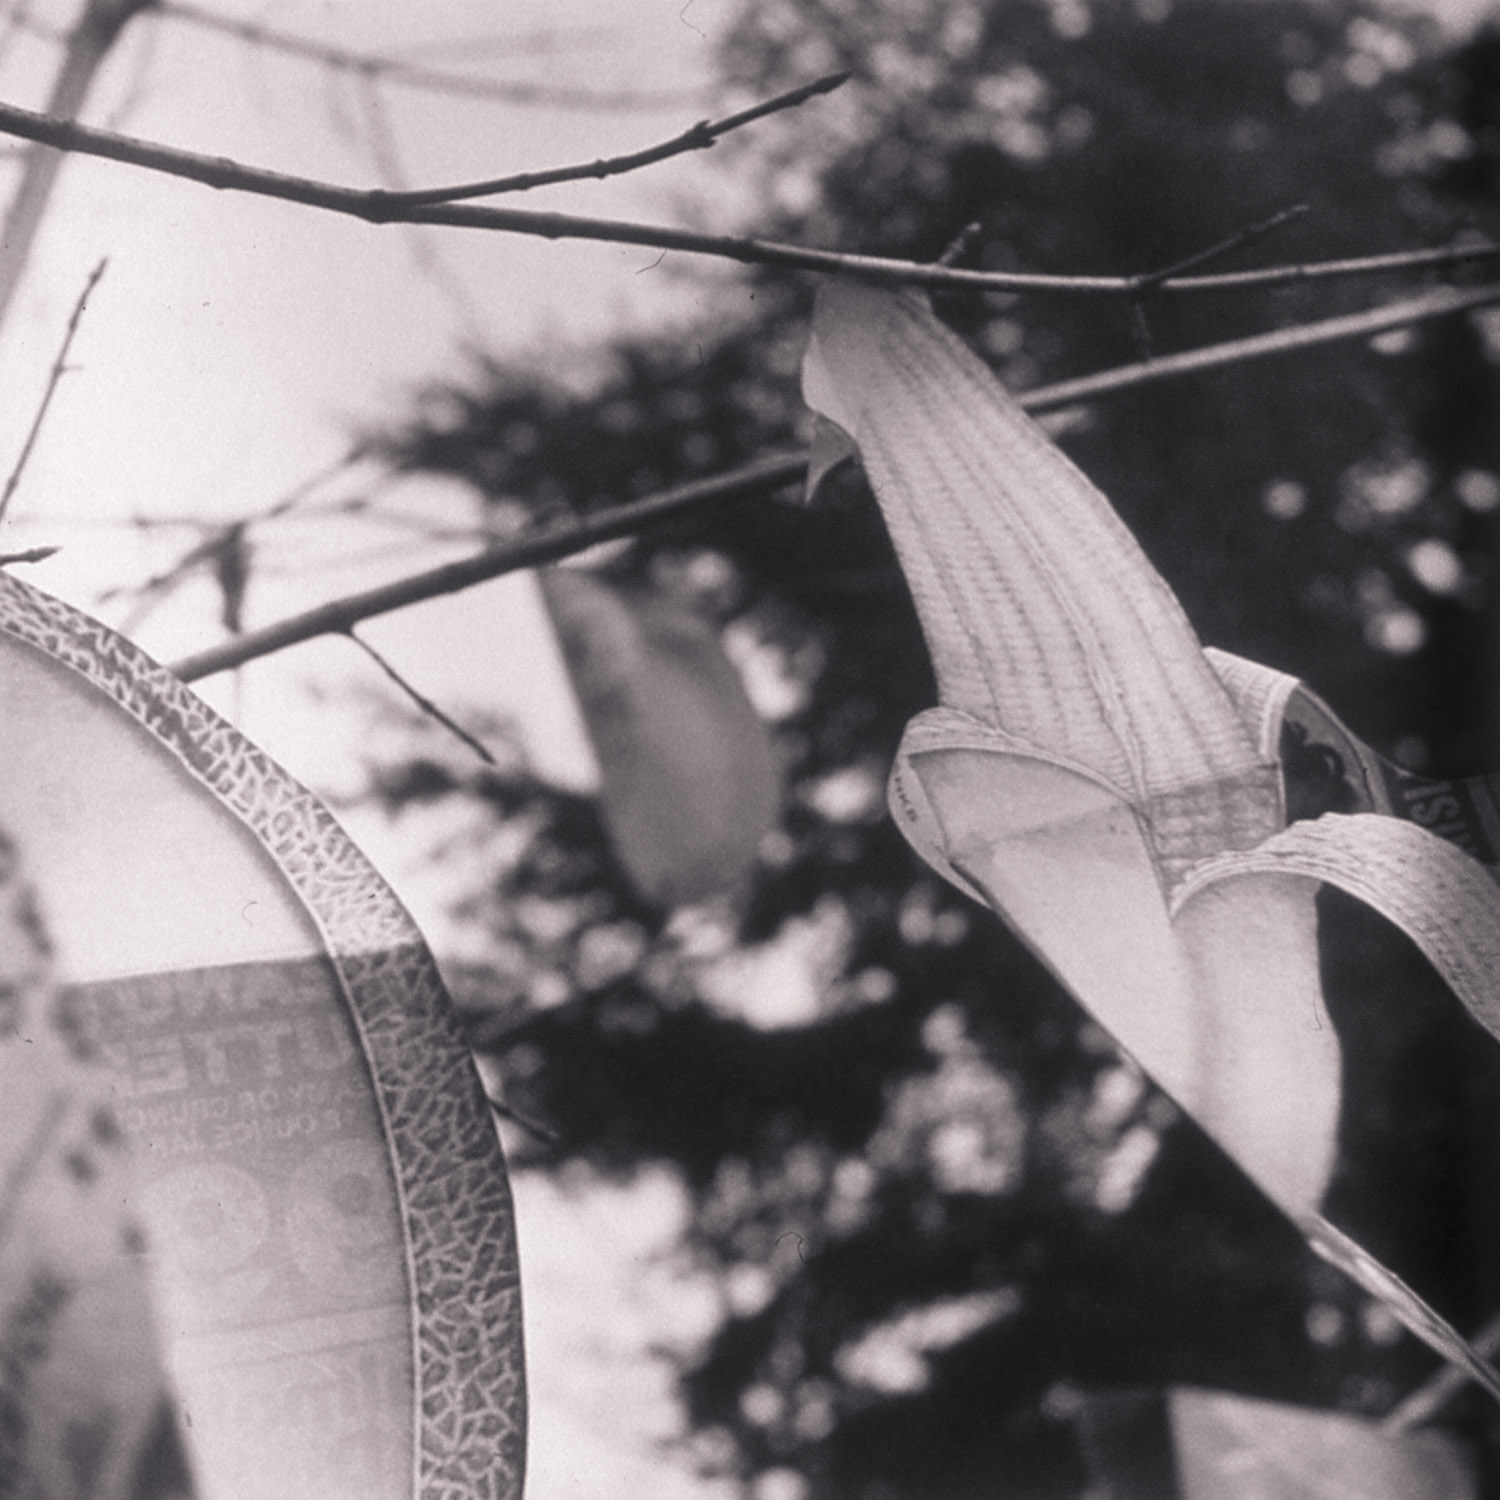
[0,573,525,1500]
[800,279,1500,1393]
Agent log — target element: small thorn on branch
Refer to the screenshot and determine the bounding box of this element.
[0,98,1495,297]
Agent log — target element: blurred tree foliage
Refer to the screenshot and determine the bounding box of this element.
[378,1,1500,1494]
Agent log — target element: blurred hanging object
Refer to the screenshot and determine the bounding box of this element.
[539,566,779,908]
[0,574,525,1500]
[800,280,1500,1395]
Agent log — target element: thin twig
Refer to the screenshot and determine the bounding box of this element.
[1150,241,1500,293]
[168,279,1500,684]
[0,258,106,524]
[1025,280,1500,409]
[1128,204,1311,359]
[172,455,807,680]
[486,1094,561,1147]
[1383,1311,1500,1433]
[935,221,984,268]
[1128,204,1311,293]
[99,446,361,629]
[346,626,497,766]
[156,1,702,112]
[0,544,59,565]
[393,71,852,207]
[1,97,1496,297]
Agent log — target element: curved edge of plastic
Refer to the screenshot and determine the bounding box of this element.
[0,572,526,1500]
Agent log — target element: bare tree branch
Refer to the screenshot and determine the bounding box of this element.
[1127,203,1310,356]
[1,96,1497,296]
[1020,280,1500,408]
[168,278,1500,683]
[1147,241,1500,293]
[155,1,702,112]
[0,258,107,524]
[1128,203,1310,292]
[171,454,807,682]
[393,71,852,208]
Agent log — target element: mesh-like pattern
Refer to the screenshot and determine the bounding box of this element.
[0,574,525,1500]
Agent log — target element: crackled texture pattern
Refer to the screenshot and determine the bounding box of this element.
[0,575,525,1500]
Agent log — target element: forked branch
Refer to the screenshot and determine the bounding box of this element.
[0,95,1497,296]
[168,277,1500,683]
[387,71,853,207]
